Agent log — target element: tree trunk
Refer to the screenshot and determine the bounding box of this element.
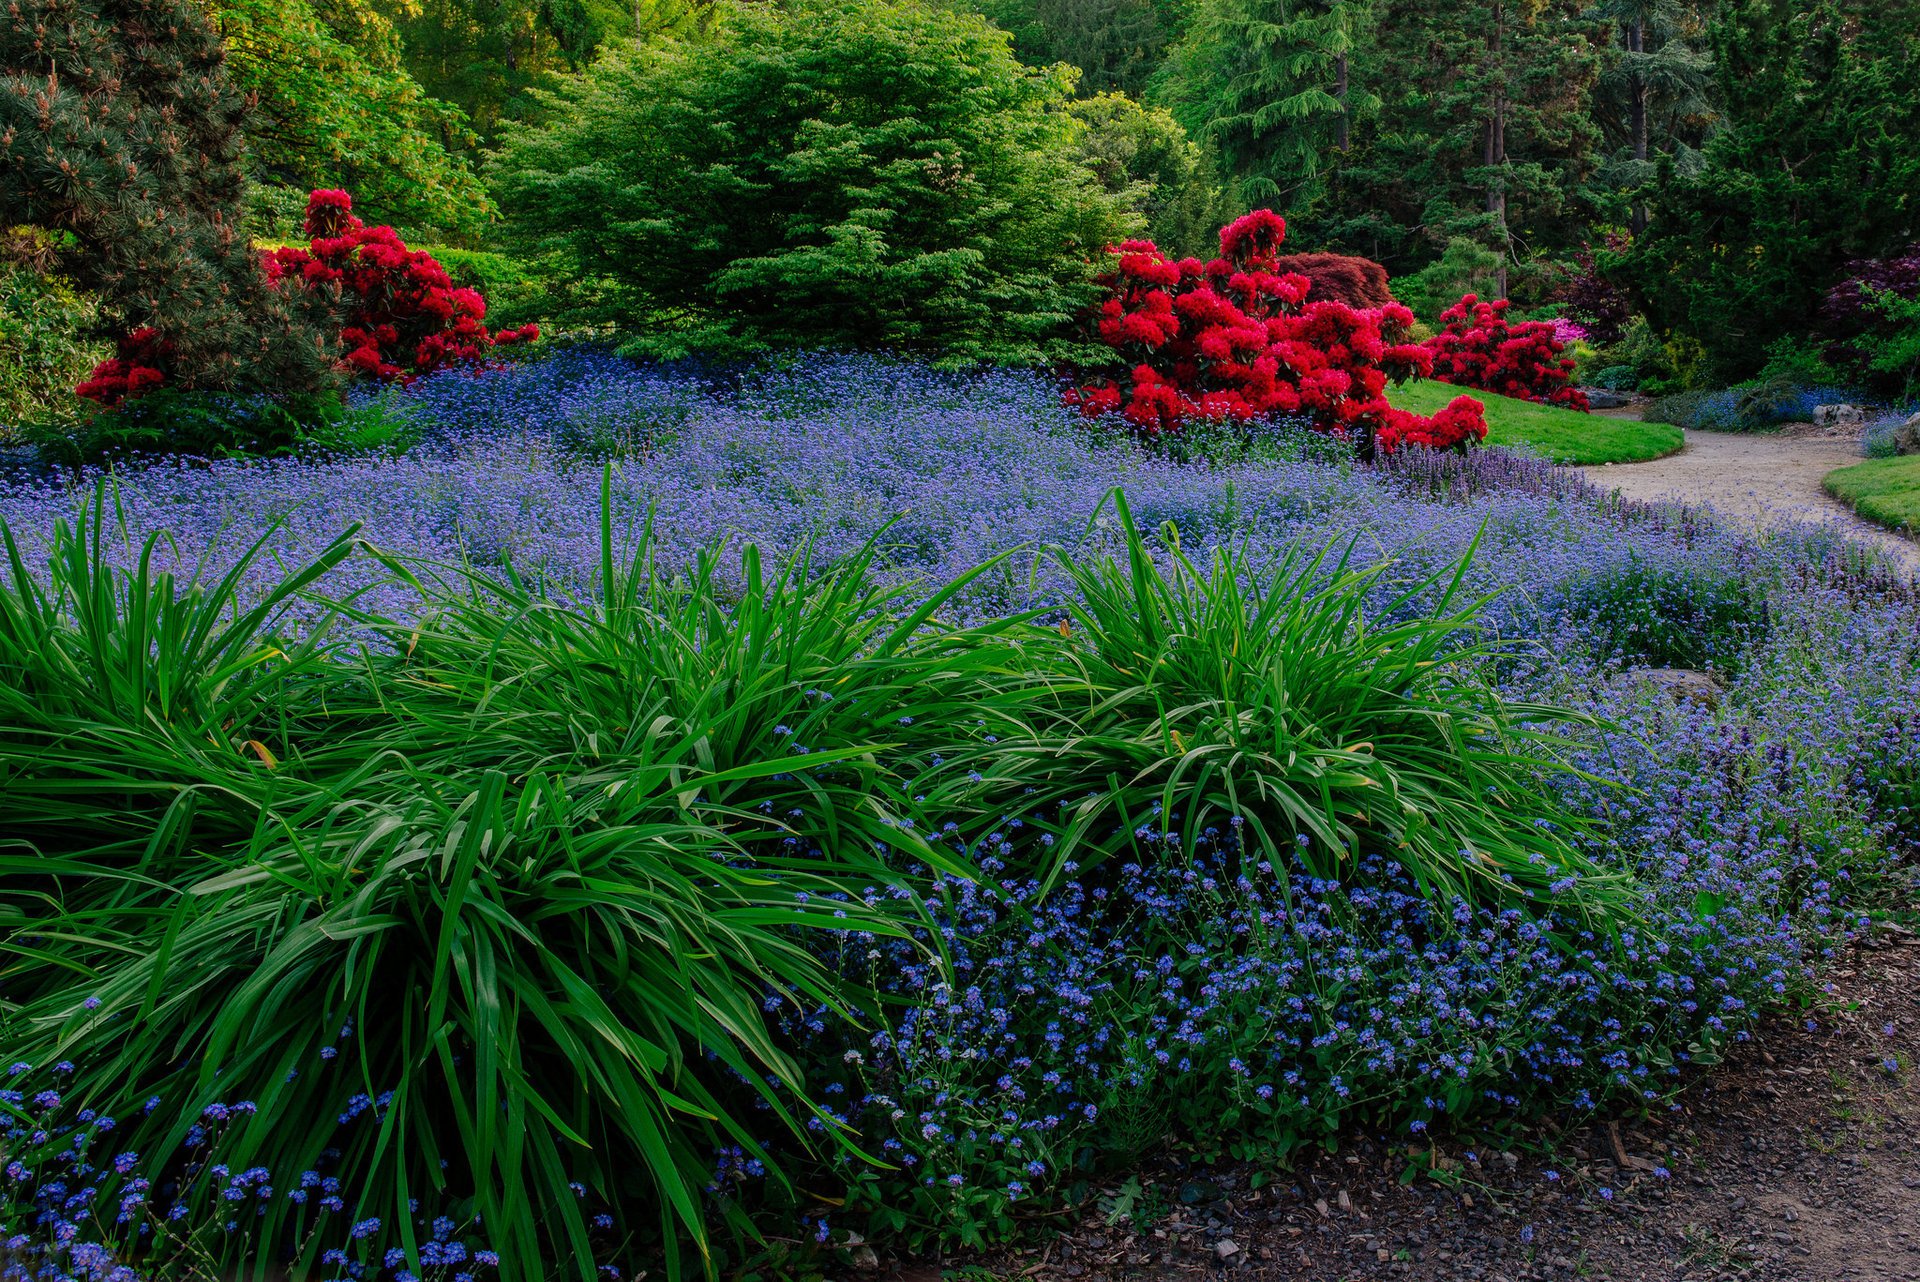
[1486,6,1508,299]
[1629,17,1648,235]
[1334,52,1350,152]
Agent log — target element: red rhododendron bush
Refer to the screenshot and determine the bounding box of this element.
[1068,210,1488,453]
[1423,294,1589,411]
[78,190,537,405]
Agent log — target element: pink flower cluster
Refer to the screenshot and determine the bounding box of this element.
[1423,295,1589,411]
[1068,210,1488,453]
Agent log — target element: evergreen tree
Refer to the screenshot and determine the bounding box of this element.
[1313,0,1599,295]
[1,0,332,395]
[1155,0,1376,208]
[1033,0,1168,96]
[1585,0,1712,234]
[1622,0,1920,381]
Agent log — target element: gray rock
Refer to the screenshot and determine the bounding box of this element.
[1812,403,1868,429]
[1629,667,1725,708]
[1580,387,1634,410]
[1891,413,1920,455]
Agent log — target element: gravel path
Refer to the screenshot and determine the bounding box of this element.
[1577,426,1920,574]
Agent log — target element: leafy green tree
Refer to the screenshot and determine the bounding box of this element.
[1154,0,1377,208]
[1070,92,1232,256]
[1622,0,1920,382]
[215,0,492,234]
[491,0,1137,364]
[377,0,684,146]
[1,0,331,395]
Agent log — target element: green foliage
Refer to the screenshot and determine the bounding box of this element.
[965,496,1623,910]
[1,0,334,397]
[21,388,393,466]
[214,0,493,235]
[0,261,108,431]
[1067,92,1232,258]
[1390,236,1502,321]
[421,244,552,331]
[1621,0,1920,384]
[1755,334,1849,390]
[0,491,997,1280]
[0,477,1622,1277]
[1154,0,1377,208]
[1567,556,1767,670]
[490,0,1137,365]
[1855,288,1920,404]
[383,0,684,147]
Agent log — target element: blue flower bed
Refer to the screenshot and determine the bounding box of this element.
[4,351,1918,1277]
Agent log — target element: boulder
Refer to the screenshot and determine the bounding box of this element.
[1812,403,1868,429]
[1580,387,1634,410]
[1892,413,1920,456]
[1629,667,1725,708]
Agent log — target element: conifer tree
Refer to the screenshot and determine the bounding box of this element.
[1155,0,1377,207]
[0,0,332,396]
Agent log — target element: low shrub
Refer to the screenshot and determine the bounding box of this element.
[24,387,422,469]
[0,260,108,432]
[1644,379,1861,433]
[1422,294,1588,411]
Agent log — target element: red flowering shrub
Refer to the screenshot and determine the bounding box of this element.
[77,190,538,406]
[1069,210,1487,454]
[1422,295,1589,411]
[264,190,538,382]
[73,328,171,408]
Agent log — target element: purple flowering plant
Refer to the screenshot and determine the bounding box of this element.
[3,351,1919,1275]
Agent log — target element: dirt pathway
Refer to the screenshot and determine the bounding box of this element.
[1577,427,1920,575]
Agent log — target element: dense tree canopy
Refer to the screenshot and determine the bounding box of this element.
[1620,0,1920,380]
[215,0,492,234]
[490,0,1137,363]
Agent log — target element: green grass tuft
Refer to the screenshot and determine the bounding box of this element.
[1386,378,1681,465]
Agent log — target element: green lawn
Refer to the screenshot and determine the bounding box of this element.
[1823,455,1920,532]
[1386,379,1682,465]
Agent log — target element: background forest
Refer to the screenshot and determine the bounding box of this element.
[5,0,1920,424]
